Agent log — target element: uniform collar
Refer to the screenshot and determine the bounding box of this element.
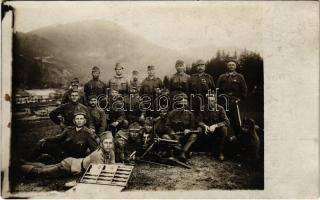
[227,71,237,76]
[75,127,83,132]
[147,76,155,80]
[114,75,123,78]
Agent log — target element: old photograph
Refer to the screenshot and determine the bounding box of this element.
[1,1,318,199]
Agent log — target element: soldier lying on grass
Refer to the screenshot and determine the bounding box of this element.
[20,131,115,178]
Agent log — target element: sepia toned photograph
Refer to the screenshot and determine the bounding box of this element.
[1,1,319,199]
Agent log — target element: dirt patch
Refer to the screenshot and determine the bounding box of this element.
[10,119,263,193]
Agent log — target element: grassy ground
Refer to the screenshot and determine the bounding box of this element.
[10,119,263,193]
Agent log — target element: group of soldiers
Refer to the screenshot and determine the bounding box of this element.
[20,58,252,178]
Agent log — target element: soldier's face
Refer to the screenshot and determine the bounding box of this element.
[115,68,123,76]
[197,64,205,72]
[148,69,155,77]
[110,90,119,97]
[102,138,114,151]
[176,65,185,73]
[92,71,100,79]
[227,62,237,71]
[89,98,97,107]
[208,96,216,106]
[74,115,86,127]
[70,92,80,103]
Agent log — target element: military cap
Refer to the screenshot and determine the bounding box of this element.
[73,111,86,118]
[92,66,100,72]
[115,63,124,70]
[194,59,206,67]
[175,59,185,67]
[132,70,139,75]
[100,131,114,141]
[88,94,97,100]
[147,65,155,70]
[71,78,79,85]
[226,58,240,67]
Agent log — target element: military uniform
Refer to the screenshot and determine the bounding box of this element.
[49,102,93,128]
[84,79,107,103]
[32,126,98,161]
[140,76,163,96]
[61,89,86,105]
[108,75,130,95]
[114,122,143,162]
[124,94,143,124]
[129,78,141,92]
[88,106,107,135]
[169,72,190,97]
[189,72,215,95]
[216,71,248,135]
[216,71,247,99]
[197,104,230,159]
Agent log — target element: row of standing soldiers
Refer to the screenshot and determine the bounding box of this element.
[47,59,248,162]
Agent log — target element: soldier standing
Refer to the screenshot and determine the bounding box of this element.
[84,66,107,105]
[169,60,190,98]
[87,95,107,136]
[61,78,85,105]
[129,70,141,92]
[49,90,93,130]
[216,59,247,135]
[189,59,215,112]
[108,63,130,96]
[140,65,163,114]
[197,95,230,161]
[31,112,98,162]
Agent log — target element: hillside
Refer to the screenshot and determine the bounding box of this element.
[21,20,196,83]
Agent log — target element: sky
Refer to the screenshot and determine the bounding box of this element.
[8,1,264,51]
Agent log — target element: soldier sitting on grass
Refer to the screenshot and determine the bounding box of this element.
[30,112,98,163]
[20,131,115,178]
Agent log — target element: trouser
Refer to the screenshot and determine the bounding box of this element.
[227,102,241,136]
[211,126,228,155]
[21,162,70,178]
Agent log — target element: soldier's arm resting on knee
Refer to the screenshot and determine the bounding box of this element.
[49,105,65,125]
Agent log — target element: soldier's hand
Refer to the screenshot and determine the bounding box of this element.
[184,129,191,135]
[203,125,210,135]
[89,128,96,134]
[209,125,216,132]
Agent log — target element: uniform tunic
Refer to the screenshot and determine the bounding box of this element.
[197,104,230,127]
[49,102,92,128]
[216,72,247,99]
[84,79,107,102]
[169,72,190,96]
[189,72,215,95]
[44,126,98,158]
[166,110,196,132]
[140,76,163,96]
[108,75,130,95]
[88,106,107,135]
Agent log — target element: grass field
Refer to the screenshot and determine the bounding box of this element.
[9,117,263,193]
